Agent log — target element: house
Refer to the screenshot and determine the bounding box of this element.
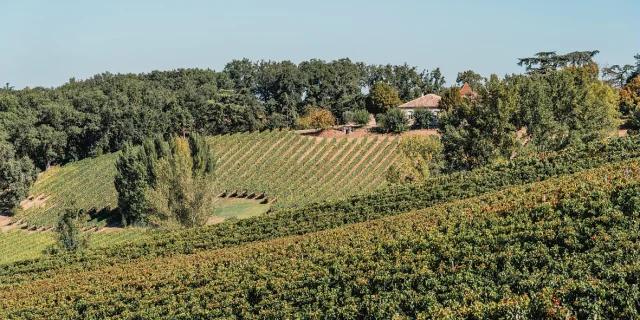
[397,93,442,123]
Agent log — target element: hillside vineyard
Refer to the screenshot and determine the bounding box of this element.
[12,130,399,229]
[1,49,639,318]
[1,158,639,318]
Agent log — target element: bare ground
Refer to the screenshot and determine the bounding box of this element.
[20,194,50,211]
[297,127,439,140]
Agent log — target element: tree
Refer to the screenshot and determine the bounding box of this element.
[223,58,257,93]
[267,113,289,130]
[53,205,90,252]
[437,86,464,112]
[518,50,600,74]
[456,70,483,91]
[619,75,640,115]
[115,141,154,226]
[377,108,409,133]
[412,108,435,129]
[0,141,37,214]
[516,63,619,153]
[366,82,403,115]
[116,134,216,228]
[300,58,367,118]
[146,135,217,229]
[602,64,636,88]
[386,135,442,184]
[421,68,446,95]
[438,75,520,171]
[295,107,336,130]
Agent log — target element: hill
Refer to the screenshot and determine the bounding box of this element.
[10,130,398,229]
[1,157,639,318]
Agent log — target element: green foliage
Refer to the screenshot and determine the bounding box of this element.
[441,65,621,170]
[455,70,483,90]
[115,142,153,226]
[411,108,435,129]
[377,108,409,133]
[439,74,520,170]
[50,205,89,253]
[146,135,217,229]
[619,75,640,116]
[116,134,216,228]
[437,86,464,112]
[517,64,620,153]
[0,141,37,214]
[342,109,370,125]
[295,107,336,130]
[518,50,600,74]
[266,113,289,130]
[366,82,403,115]
[386,135,441,184]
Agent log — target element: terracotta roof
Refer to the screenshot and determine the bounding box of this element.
[398,94,441,108]
[460,82,477,97]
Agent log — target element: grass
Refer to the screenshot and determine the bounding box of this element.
[212,198,270,222]
[0,228,149,265]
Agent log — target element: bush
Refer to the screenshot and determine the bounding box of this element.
[49,205,90,253]
[412,108,435,129]
[351,109,370,125]
[295,108,336,130]
[342,109,370,125]
[377,108,409,133]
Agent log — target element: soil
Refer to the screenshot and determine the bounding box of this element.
[20,194,50,211]
[0,214,13,232]
[297,126,439,140]
[206,217,226,225]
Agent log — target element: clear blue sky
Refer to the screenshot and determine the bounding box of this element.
[2,0,638,89]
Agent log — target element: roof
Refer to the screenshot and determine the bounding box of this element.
[398,94,441,108]
[460,82,477,97]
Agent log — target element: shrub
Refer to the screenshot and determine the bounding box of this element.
[377,108,409,133]
[351,109,370,125]
[49,205,90,253]
[412,108,435,129]
[342,109,370,125]
[295,108,336,130]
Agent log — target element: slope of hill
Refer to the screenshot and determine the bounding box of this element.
[3,140,640,284]
[11,130,398,229]
[0,228,148,265]
[1,158,638,318]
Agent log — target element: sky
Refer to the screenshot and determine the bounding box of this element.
[1,0,639,89]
